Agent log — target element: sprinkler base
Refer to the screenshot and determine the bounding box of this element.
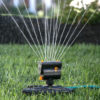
[22,85,74,94]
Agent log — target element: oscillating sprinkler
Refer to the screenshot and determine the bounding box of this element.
[22,61,73,94]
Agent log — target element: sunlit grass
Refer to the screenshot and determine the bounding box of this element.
[0,44,100,100]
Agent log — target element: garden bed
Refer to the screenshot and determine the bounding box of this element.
[0,15,100,45]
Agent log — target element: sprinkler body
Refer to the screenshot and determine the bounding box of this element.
[38,61,62,86]
[22,61,73,94]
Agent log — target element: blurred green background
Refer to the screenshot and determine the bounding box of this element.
[0,0,100,24]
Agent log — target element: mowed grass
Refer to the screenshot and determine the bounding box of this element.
[0,44,100,100]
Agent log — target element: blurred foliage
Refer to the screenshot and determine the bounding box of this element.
[0,0,100,24]
[0,6,25,15]
[58,0,100,24]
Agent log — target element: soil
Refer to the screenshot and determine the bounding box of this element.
[0,15,100,45]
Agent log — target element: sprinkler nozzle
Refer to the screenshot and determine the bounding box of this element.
[38,61,62,86]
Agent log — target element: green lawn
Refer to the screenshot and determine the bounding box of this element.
[0,44,100,100]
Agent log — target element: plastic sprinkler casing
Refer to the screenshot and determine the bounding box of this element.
[38,61,62,86]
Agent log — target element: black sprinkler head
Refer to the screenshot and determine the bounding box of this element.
[38,61,62,86]
[22,61,74,94]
